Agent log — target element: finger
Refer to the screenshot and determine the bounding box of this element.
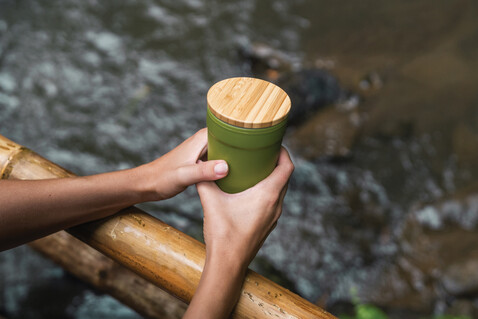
[258,147,294,193]
[197,129,209,160]
[198,148,208,162]
[192,128,209,160]
[180,128,209,162]
[193,127,208,140]
[178,160,228,187]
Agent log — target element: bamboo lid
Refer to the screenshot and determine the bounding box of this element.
[207,77,291,128]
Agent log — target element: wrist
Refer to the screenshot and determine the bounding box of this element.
[203,250,248,300]
[206,244,250,276]
[126,164,160,203]
[186,242,248,319]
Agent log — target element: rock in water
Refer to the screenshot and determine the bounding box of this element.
[277,69,347,126]
[239,43,350,126]
[357,183,478,316]
[288,106,361,159]
[239,42,361,158]
[238,42,293,77]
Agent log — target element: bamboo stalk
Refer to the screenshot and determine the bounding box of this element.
[0,138,187,318]
[29,232,187,319]
[0,134,336,319]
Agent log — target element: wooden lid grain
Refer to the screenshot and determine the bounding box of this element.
[207,77,291,128]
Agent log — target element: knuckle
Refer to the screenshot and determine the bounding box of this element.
[286,161,295,175]
[187,130,201,145]
[190,129,208,150]
[200,164,210,179]
[195,162,213,181]
[194,128,207,140]
[175,167,187,185]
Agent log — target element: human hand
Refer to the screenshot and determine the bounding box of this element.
[138,128,228,201]
[184,148,293,319]
[196,147,294,268]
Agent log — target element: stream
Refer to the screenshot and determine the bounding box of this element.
[1,1,478,318]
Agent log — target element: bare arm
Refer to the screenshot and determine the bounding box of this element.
[0,128,228,251]
[184,147,294,319]
[0,171,145,251]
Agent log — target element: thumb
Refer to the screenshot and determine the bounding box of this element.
[177,160,228,187]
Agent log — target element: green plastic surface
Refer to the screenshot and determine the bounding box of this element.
[207,107,287,193]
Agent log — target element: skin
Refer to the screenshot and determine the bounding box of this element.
[0,128,295,318]
[184,147,294,318]
[0,128,228,251]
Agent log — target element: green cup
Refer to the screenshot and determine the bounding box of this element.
[207,108,287,193]
[206,77,290,193]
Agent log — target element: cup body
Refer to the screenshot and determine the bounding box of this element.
[207,107,287,193]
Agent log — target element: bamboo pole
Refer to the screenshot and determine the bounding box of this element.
[30,231,187,319]
[0,138,186,319]
[0,134,336,319]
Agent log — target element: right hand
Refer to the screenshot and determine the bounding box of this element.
[196,147,294,268]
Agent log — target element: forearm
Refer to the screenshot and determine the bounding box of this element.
[0,166,154,250]
[184,251,247,319]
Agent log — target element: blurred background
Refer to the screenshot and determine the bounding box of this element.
[1,0,478,318]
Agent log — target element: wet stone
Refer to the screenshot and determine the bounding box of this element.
[239,42,352,127]
[277,69,349,126]
[445,299,478,318]
[3,0,478,318]
[442,259,478,296]
[0,19,7,32]
[357,183,478,314]
[0,73,16,92]
[453,122,478,171]
[288,106,362,159]
[238,42,294,76]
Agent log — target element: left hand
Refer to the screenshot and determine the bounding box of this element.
[138,128,228,201]
[197,147,293,267]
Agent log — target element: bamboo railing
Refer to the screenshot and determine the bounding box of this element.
[0,134,336,319]
[29,230,187,318]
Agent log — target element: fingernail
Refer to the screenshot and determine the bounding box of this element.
[214,162,228,175]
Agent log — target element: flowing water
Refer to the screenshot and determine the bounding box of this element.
[1,1,478,318]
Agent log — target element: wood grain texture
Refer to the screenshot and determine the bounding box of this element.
[0,133,336,319]
[30,232,187,319]
[207,77,291,128]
